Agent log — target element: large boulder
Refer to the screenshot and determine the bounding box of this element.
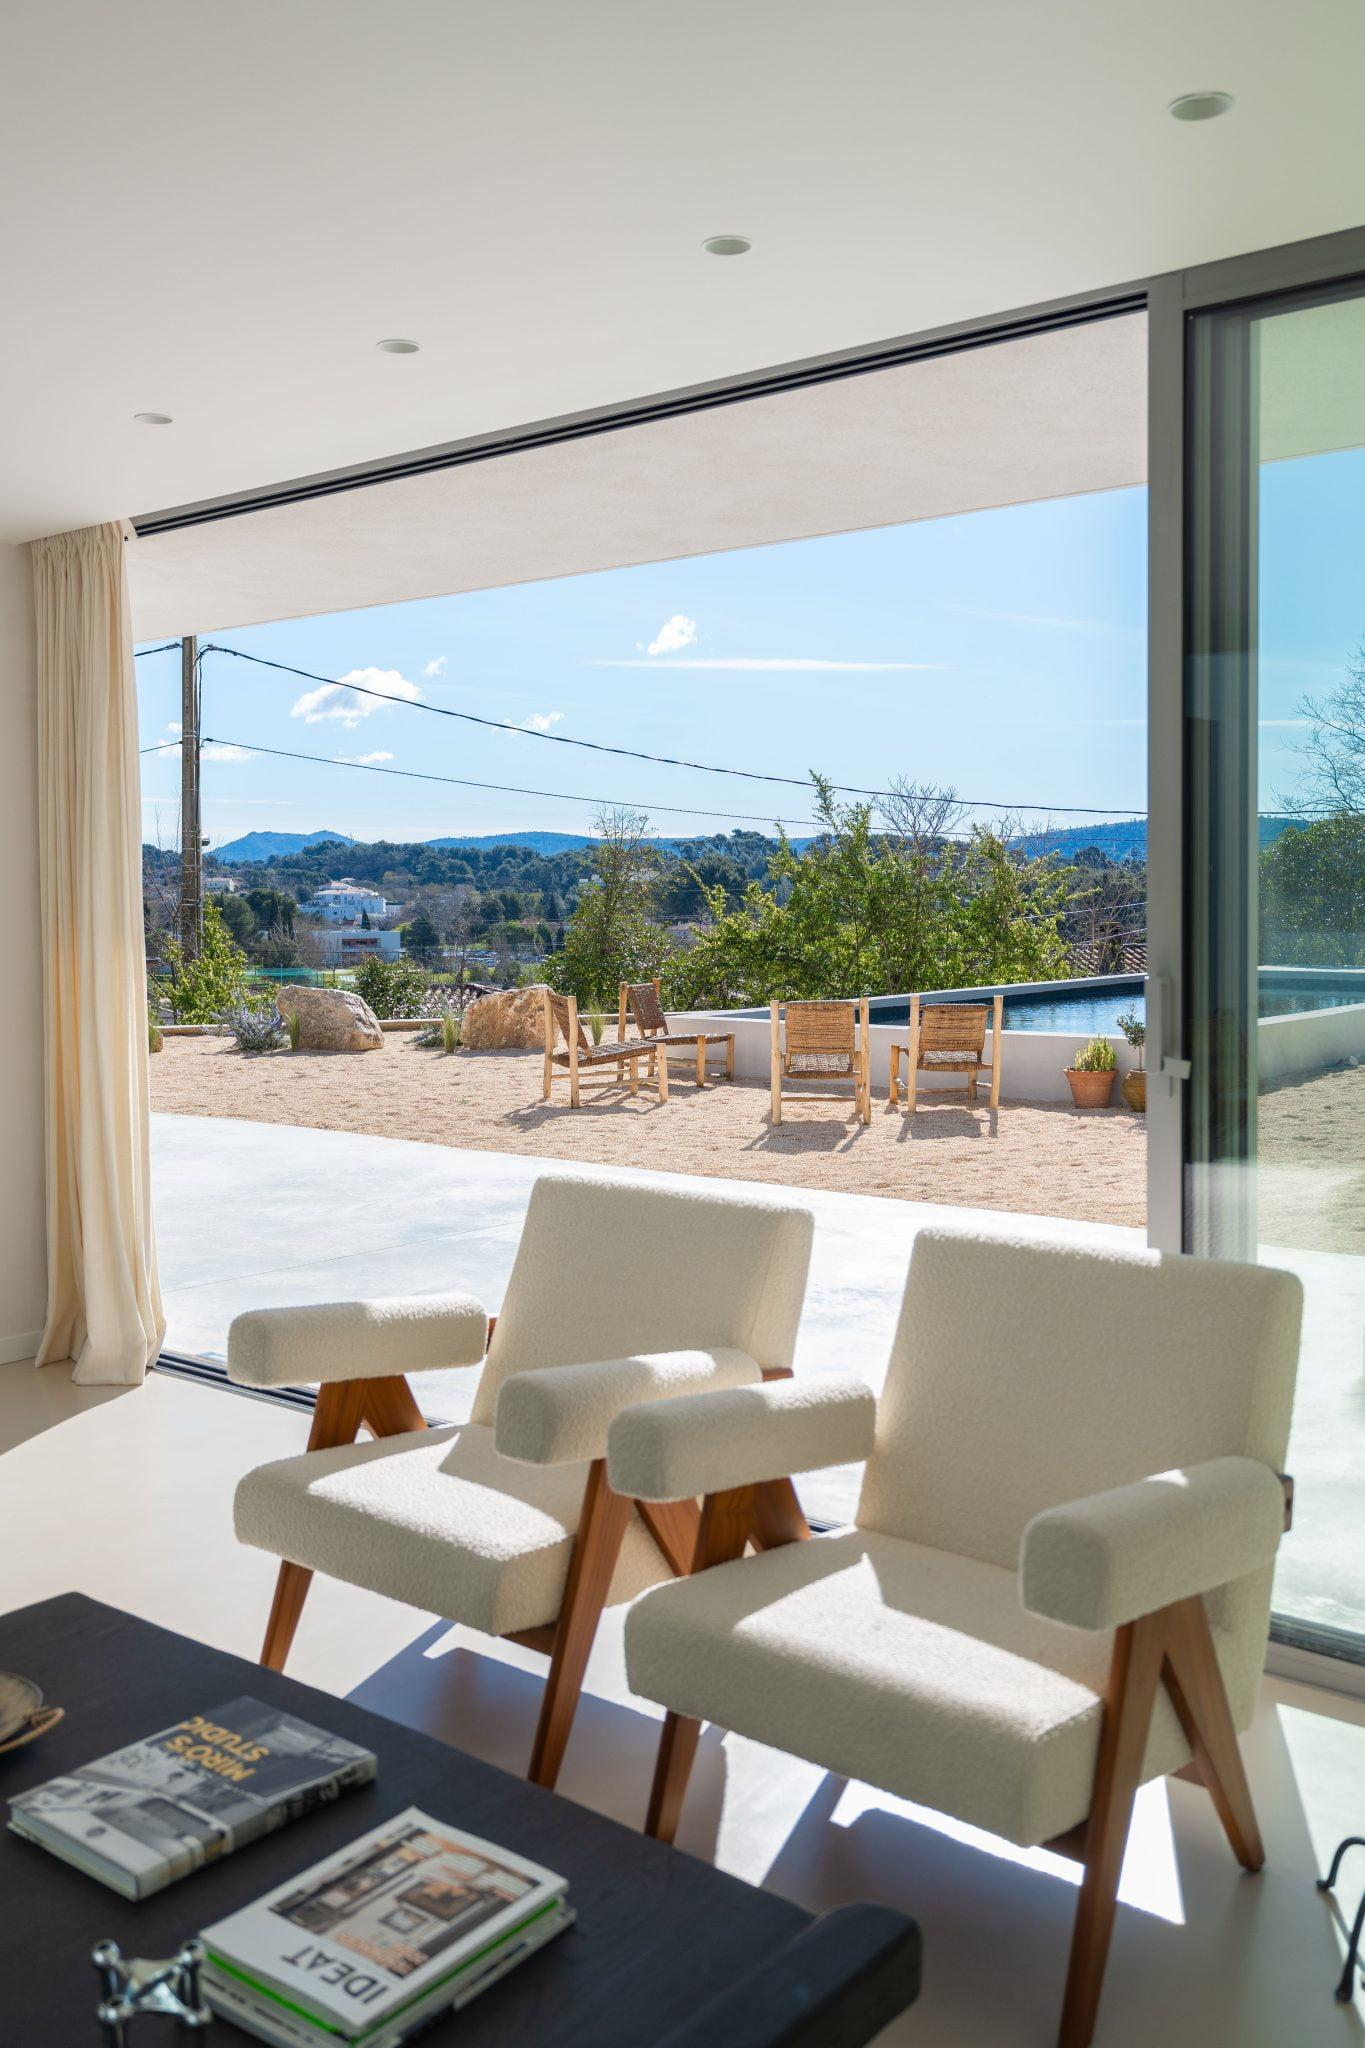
[276,985,384,1053]
[461,984,550,1050]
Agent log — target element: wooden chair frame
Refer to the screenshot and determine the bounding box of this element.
[257,1340,804,1796]
[616,979,736,1088]
[542,988,667,1108]
[643,1477,1291,2048]
[770,997,872,1125]
[889,992,1003,1113]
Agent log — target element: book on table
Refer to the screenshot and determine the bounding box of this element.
[200,1806,573,2048]
[7,1696,375,1898]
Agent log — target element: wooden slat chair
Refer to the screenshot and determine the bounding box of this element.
[618,979,736,1088]
[543,988,666,1107]
[770,998,872,1125]
[230,1175,814,1794]
[889,993,1003,1112]
[611,1229,1302,2048]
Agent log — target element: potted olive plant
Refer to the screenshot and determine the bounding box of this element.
[1064,1035,1117,1108]
[1115,1007,1146,1111]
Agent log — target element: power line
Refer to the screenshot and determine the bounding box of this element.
[197,642,1147,818]
[134,641,182,658]
[187,735,829,829]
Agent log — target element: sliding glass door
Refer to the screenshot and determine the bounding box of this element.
[1177,257,1365,1663]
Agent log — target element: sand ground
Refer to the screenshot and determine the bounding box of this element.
[151,1033,1148,1226]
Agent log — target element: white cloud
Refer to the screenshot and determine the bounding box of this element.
[165,720,182,735]
[290,667,422,728]
[339,750,395,765]
[646,615,698,657]
[506,711,565,739]
[592,656,941,672]
[422,656,448,677]
[201,743,254,762]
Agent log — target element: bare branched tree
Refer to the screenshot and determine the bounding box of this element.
[876,778,966,854]
[1282,643,1365,815]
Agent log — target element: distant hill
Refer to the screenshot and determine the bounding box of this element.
[426,831,595,855]
[1019,817,1307,863]
[214,829,354,864]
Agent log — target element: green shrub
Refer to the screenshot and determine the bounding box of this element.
[584,1009,607,1046]
[416,1010,462,1053]
[285,1008,301,1051]
[150,900,248,1023]
[1071,1036,1117,1073]
[353,955,429,1019]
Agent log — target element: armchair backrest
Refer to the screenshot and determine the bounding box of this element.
[545,988,591,1057]
[917,1004,988,1058]
[624,980,669,1037]
[471,1174,814,1424]
[857,1228,1300,1569]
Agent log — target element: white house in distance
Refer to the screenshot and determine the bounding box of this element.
[305,879,389,924]
[315,927,402,967]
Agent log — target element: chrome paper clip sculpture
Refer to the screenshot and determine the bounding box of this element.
[92,1939,212,2044]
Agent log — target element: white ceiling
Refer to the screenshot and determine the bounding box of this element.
[4,1,1364,550]
[128,314,1147,636]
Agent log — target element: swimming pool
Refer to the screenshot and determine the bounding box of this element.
[861,968,1365,1035]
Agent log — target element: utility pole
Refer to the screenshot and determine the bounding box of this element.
[179,635,203,958]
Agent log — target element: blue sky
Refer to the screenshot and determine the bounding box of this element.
[134,457,1362,851]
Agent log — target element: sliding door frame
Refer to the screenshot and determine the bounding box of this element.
[1148,223,1365,1696]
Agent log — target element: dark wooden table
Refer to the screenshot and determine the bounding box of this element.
[0,1596,919,2046]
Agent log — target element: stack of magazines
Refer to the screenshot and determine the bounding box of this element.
[7,1697,376,1897]
[200,1808,573,2047]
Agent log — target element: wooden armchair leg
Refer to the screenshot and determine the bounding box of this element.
[527,1460,633,1791]
[1058,1611,1164,2048]
[260,1561,313,1671]
[1161,1595,1264,1870]
[646,1711,703,1843]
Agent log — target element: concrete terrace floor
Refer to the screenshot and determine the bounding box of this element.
[153,1113,1362,1639]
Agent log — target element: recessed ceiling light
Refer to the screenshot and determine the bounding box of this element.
[133,411,173,426]
[376,337,421,354]
[703,235,752,257]
[1169,91,1234,122]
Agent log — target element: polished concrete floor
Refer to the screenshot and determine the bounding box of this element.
[153,1112,1363,1631]
[0,1361,1362,2045]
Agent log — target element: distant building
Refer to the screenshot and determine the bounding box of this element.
[204,874,237,895]
[315,927,402,966]
[305,879,390,924]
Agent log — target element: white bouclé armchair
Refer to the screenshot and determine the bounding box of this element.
[230,1173,813,1789]
[610,1227,1301,2048]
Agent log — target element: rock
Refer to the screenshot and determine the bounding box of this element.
[276,985,384,1053]
[461,984,550,1050]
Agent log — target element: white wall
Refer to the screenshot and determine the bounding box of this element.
[0,542,45,1361]
[668,1010,1140,1105]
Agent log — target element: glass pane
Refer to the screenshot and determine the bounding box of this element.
[1187,284,1365,1654]
[1256,292,1365,1646]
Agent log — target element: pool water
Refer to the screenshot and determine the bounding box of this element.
[865,972,1365,1036]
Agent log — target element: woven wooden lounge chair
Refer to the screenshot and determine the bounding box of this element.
[770,998,871,1125]
[543,989,667,1107]
[617,979,736,1087]
[889,992,1003,1112]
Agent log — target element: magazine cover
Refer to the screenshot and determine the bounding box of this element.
[9,1697,376,1895]
[202,1807,569,2036]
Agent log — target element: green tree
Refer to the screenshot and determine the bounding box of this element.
[555,808,671,1008]
[663,776,1075,1007]
[1260,815,1365,965]
[151,899,248,1022]
[217,892,256,947]
[406,910,442,963]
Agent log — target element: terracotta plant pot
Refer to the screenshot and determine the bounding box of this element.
[1064,1067,1116,1108]
[1120,1070,1146,1112]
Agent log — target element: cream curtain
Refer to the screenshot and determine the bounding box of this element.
[32,522,164,1384]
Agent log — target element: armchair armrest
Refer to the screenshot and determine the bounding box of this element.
[227,1294,488,1389]
[494,1347,762,1466]
[1020,1456,1287,1632]
[608,1375,877,1503]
